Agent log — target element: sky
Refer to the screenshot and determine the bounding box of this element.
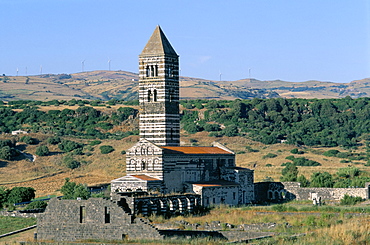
[1,0,370,83]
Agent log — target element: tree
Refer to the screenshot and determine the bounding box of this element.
[6,187,35,204]
[0,187,9,208]
[222,125,238,137]
[310,172,334,187]
[280,163,298,182]
[60,178,90,200]
[36,145,49,156]
[0,146,12,160]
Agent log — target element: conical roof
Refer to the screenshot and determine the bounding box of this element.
[140,26,178,56]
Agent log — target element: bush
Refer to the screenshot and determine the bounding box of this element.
[323,149,340,157]
[47,136,61,145]
[35,145,49,156]
[340,194,363,205]
[25,200,47,210]
[121,150,126,155]
[290,148,304,154]
[272,204,287,212]
[89,140,102,146]
[63,155,80,169]
[204,124,220,132]
[337,167,360,178]
[262,153,277,159]
[100,145,114,154]
[58,140,83,152]
[20,136,38,145]
[245,146,259,152]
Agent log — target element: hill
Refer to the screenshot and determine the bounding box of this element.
[2,70,368,101]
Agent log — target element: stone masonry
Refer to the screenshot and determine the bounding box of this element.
[37,198,163,241]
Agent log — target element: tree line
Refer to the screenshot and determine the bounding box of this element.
[180,97,370,147]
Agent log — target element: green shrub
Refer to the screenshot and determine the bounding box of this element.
[20,136,38,145]
[25,200,47,210]
[100,145,114,154]
[323,149,340,157]
[58,140,83,152]
[47,136,61,145]
[7,187,35,204]
[121,150,126,155]
[290,148,304,154]
[340,194,363,205]
[262,153,277,159]
[245,146,259,152]
[35,145,49,156]
[272,204,287,212]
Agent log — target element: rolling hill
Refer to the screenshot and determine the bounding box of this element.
[0,70,369,101]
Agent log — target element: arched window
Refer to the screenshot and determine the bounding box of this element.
[154,65,158,76]
[142,160,146,170]
[147,90,151,102]
[153,89,157,102]
[146,66,150,77]
[150,65,155,77]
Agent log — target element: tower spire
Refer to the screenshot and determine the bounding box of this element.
[138,26,180,146]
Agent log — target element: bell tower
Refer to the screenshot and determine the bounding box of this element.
[138,26,180,146]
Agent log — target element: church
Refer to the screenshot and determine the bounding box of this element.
[111,26,255,206]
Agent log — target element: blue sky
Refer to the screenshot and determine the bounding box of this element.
[1,0,369,83]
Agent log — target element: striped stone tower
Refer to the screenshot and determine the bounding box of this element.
[138,26,180,146]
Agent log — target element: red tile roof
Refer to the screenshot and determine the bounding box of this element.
[192,180,239,187]
[131,175,160,181]
[160,146,233,155]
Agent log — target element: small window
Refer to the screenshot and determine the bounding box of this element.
[80,206,86,223]
[104,206,110,223]
[145,66,150,77]
[233,192,236,200]
[147,90,151,102]
[153,89,157,102]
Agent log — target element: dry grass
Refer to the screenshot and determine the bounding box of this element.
[1,128,370,197]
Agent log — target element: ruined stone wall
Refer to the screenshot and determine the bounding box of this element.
[37,198,163,242]
[282,182,370,200]
[255,182,370,202]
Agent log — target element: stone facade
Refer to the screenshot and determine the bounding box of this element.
[112,26,255,207]
[37,198,163,241]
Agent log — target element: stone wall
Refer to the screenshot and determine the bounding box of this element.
[255,182,370,202]
[282,182,370,201]
[37,198,163,242]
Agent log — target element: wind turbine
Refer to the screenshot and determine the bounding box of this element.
[108,58,111,71]
[16,68,19,76]
[219,71,222,81]
[81,60,85,72]
[40,65,43,75]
